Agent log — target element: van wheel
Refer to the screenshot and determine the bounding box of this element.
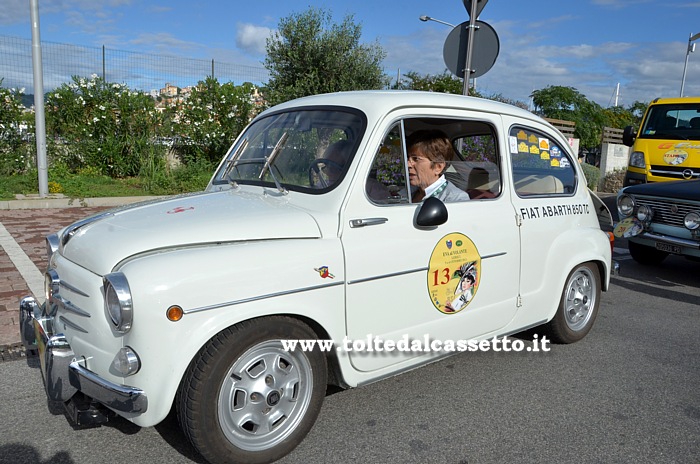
[178,317,327,464]
[628,241,668,265]
[544,263,600,344]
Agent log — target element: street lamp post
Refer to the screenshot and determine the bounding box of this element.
[680,32,700,97]
[419,15,456,28]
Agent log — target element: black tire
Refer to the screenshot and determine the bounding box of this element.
[177,316,327,464]
[543,262,601,344]
[628,240,668,265]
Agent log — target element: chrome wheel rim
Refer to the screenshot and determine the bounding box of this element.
[563,267,597,332]
[218,340,313,451]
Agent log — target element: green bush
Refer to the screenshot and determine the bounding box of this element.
[579,162,600,190]
[0,83,34,175]
[45,75,166,177]
[172,77,259,165]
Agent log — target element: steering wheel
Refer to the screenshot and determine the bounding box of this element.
[308,158,345,188]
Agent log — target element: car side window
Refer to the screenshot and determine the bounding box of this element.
[366,118,502,204]
[509,126,576,196]
[366,123,409,204]
[452,132,501,200]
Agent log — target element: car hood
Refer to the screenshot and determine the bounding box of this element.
[623,179,700,202]
[59,190,321,275]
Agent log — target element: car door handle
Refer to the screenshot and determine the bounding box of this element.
[349,217,388,228]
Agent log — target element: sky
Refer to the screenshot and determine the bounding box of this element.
[2,0,700,108]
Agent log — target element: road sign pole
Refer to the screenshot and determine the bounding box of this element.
[463,0,478,95]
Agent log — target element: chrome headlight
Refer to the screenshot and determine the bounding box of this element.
[103,273,133,333]
[637,204,653,223]
[628,151,645,168]
[685,211,700,230]
[46,234,59,262]
[617,194,635,218]
[45,269,60,302]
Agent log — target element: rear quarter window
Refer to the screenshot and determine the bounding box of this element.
[509,126,577,197]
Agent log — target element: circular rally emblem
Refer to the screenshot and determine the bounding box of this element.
[428,233,481,314]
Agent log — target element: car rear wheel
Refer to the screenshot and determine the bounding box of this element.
[628,240,668,265]
[544,262,601,344]
[177,316,327,464]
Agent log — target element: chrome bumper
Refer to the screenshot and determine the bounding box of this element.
[19,296,148,414]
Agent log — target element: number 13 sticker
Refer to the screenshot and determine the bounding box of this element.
[428,233,481,314]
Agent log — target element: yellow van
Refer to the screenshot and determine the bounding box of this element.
[622,96,700,186]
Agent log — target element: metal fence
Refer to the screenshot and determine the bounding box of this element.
[0,35,270,94]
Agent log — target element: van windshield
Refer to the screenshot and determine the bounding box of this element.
[639,103,700,140]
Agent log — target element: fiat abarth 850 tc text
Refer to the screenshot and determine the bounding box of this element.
[20,91,615,464]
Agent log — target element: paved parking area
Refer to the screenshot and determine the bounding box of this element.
[0,203,130,354]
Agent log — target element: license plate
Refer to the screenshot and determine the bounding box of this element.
[655,242,682,254]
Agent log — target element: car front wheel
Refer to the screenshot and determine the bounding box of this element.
[177,316,327,464]
[544,262,601,344]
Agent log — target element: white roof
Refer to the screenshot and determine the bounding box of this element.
[261,90,543,124]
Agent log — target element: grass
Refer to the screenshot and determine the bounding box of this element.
[0,164,214,201]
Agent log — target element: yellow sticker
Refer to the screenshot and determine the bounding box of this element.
[428,233,481,314]
[518,141,529,153]
[517,130,528,140]
[529,144,540,155]
[528,134,538,144]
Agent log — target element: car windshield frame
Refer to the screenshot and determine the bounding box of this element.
[210,105,367,194]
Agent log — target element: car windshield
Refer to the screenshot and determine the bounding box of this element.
[211,107,366,193]
[639,103,700,141]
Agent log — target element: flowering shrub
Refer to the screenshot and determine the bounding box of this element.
[45,74,165,177]
[172,77,260,164]
[0,82,34,175]
[457,135,497,163]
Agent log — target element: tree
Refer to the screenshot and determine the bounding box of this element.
[602,105,636,130]
[263,7,388,106]
[395,70,463,94]
[530,86,605,149]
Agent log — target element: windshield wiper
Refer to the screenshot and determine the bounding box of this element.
[259,132,289,194]
[222,138,249,187]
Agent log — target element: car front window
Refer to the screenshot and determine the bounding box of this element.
[211,107,366,193]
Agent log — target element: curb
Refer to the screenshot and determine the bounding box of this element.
[0,195,168,210]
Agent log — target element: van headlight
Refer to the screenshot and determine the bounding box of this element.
[617,194,635,218]
[628,151,645,168]
[103,273,133,333]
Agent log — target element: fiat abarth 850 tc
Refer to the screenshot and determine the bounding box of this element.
[20,91,615,464]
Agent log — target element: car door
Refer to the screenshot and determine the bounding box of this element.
[340,114,520,373]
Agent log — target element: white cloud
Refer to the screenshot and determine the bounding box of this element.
[235,23,272,56]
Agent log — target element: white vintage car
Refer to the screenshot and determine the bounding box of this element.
[20,91,615,464]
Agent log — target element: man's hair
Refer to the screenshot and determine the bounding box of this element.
[406,129,455,164]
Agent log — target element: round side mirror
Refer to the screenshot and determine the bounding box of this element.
[416,197,448,227]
